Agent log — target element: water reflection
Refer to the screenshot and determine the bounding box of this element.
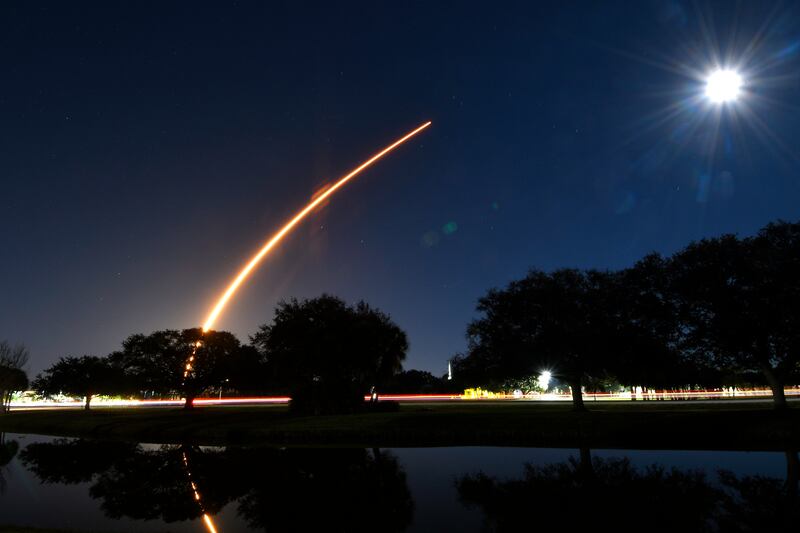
[181,448,221,533]
[235,447,413,532]
[20,440,413,532]
[13,439,800,532]
[457,447,800,532]
[0,433,19,493]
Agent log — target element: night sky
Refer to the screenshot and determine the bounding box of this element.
[3,1,800,375]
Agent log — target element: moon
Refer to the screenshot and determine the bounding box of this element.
[705,69,742,103]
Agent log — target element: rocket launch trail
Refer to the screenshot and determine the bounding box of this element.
[201,121,432,332]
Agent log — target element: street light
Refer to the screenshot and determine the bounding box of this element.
[537,370,552,391]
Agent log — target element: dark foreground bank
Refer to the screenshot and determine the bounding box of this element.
[0,401,798,450]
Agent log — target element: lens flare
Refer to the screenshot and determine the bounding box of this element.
[201,121,431,332]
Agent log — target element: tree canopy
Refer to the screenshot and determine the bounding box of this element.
[463,269,625,410]
[385,369,444,394]
[112,328,245,408]
[455,219,800,410]
[671,221,800,409]
[33,355,122,410]
[17,220,800,412]
[251,294,407,414]
[0,341,29,413]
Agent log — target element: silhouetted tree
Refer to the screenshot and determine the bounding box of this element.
[251,295,407,414]
[217,344,266,396]
[671,221,800,409]
[614,254,712,388]
[0,367,27,413]
[32,355,122,410]
[112,328,244,408]
[385,369,443,393]
[0,341,29,413]
[109,330,185,398]
[0,341,29,370]
[181,329,243,408]
[464,269,621,410]
[448,351,488,390]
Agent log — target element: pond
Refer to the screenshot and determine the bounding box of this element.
[0,433,797,532]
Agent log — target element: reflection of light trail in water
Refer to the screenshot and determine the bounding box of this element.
[182,450,219,533]
[200,120,431,333]
[202,515,218,533]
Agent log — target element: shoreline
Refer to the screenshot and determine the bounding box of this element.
[0,402,798,451]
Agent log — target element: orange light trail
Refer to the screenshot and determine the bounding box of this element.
[183,450,221,533]
[202,514,218,533]
[201,121,432,332]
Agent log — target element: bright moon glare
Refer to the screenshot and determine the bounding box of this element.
[705,69,742,103]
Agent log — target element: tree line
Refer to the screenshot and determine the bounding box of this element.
[21,218,800,414]
[31,295,410,413]
[453,219,800,410]
[0,341,29,413]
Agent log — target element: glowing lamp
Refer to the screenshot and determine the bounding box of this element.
[537,370,552,391]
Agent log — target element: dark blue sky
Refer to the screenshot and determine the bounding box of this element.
[3,1,799,375]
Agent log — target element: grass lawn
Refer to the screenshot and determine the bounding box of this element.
[0,400,798,450]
